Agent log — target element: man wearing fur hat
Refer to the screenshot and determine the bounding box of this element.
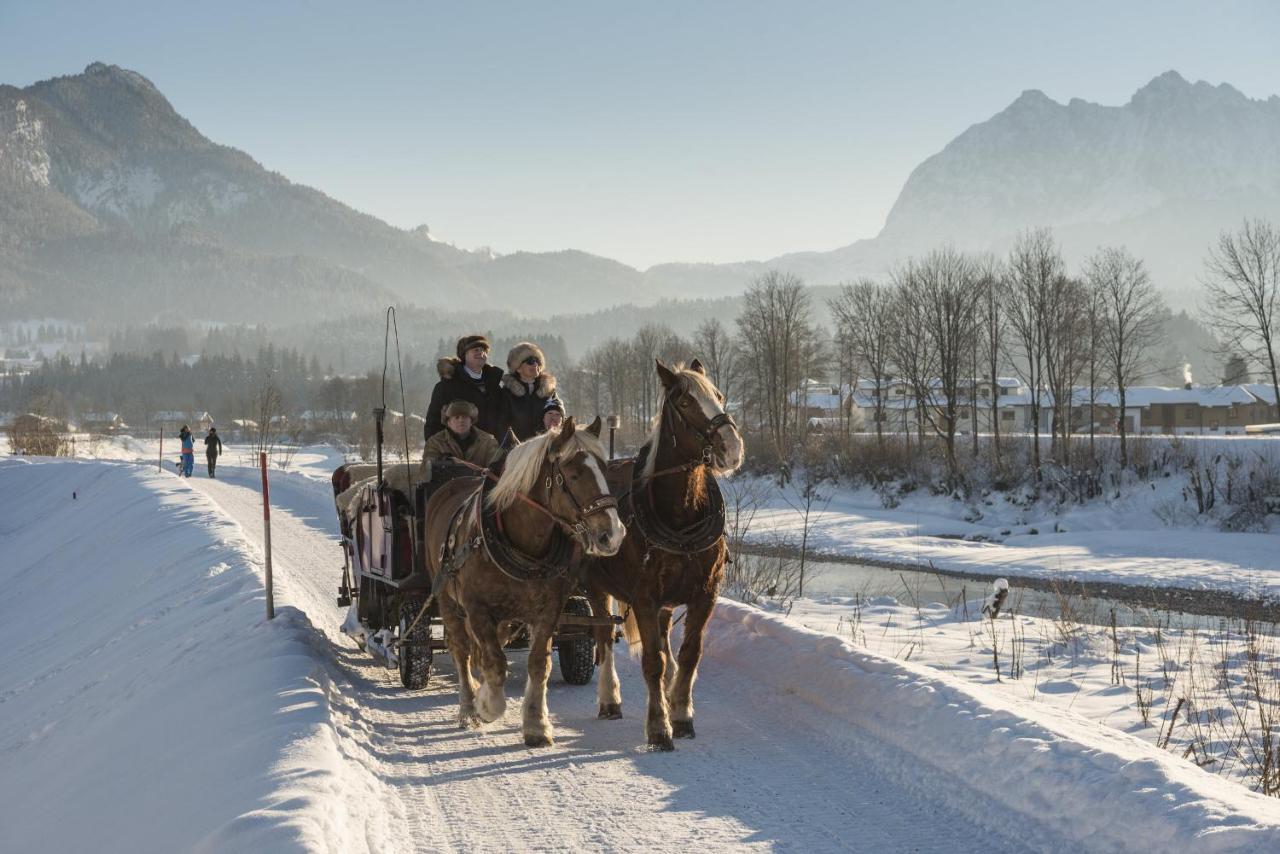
[422,399,501,469]
[424,334,506,440]
[501,341,564,440]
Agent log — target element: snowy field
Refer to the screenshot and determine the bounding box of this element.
[5,441,1280,851]
[744,467,1280,602]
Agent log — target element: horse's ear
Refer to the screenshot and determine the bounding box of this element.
[584,415,602,437]
[655,358,678,389]
[499,428,521,450]
[689,358,706,375]
[551,416,576,451]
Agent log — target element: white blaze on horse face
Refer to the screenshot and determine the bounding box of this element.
[583,454,625,555]
[687,374,744,473]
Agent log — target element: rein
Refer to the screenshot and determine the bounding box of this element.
[619,383,733,554]
[446,448,617,581]
[450,456,616,543]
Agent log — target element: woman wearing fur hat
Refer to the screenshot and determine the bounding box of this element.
[422,399,500,469]
[424,334,505,440]
[501,341,563,441]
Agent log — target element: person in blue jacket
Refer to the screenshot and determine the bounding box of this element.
[178,425,195,477]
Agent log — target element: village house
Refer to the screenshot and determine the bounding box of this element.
[80,411,129,433]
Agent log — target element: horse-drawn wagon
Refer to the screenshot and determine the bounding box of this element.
[330,407,609,690]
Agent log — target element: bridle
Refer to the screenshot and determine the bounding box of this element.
[647,380,738,479]
[540,451,618,546]
[454,449,617,549]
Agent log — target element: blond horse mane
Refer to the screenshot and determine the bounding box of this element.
[486,426,608,512]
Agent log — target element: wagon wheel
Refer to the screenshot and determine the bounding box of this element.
[558,596,596,685]
[398,599,433,689]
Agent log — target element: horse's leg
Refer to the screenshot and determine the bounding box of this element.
[470,609,508,723]
[521,611,558,747]
[669,593,715,739]
[591,591,622,719]
[440,595,480,728]
[659,607,679,700]
[636,605,674,751]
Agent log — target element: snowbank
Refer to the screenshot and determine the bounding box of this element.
[0,458,391,853]
[706,599,1280,851]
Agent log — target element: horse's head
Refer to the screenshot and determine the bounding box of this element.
[655,358,745,474]
[493,417,625,556]
[542,416,625,556]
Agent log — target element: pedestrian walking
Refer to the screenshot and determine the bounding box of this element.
[204,426,223,477]
[178,425,195,477]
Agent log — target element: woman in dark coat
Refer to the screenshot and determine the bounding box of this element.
[500,341,563,441]
[424,334,506,439]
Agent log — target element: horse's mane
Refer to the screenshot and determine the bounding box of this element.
[486,426,608,512]
[641,365,726,480]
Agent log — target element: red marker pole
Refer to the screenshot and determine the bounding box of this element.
[158,428,164,473]
[260,451,275,620]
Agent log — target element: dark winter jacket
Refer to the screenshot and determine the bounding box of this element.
[501,372,562,441]
[424,357,505,439]
[204,432,223,457]
[178,429,194,454]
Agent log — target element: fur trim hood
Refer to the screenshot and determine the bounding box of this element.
[506,341,547,373]
[501,371,557,398]
[437,357,500,381]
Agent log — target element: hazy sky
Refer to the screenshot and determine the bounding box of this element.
[2,1,1278,268]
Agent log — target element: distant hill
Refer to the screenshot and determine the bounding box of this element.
[2,65,1276,322]
[0,63,673,322]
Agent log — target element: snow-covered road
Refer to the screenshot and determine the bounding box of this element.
[6,455,1280,852]
[189,465,1027,852]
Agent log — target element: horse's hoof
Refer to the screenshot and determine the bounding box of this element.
[458,711,482,729]
[598,703,623,720]
[524,733,554,748]
[672,720,696,739]
[647,735,675,752]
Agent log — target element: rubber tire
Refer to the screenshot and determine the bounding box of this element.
[398,600,433,689]
[558,596,596,685]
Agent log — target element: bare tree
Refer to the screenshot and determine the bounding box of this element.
[1202,219,1280,419]
[1088,246,1165,468]
[1005,228,1064,480]
[829,279,895,446]
[735,271,818,455]
[975,255,1006,459]
[890,248,981,486]
[1042,275,1091,460]
[248,376,284,460]
[693,318,737,406]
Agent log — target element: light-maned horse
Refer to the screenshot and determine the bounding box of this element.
[586,359,744,750]
[423,417,625,746]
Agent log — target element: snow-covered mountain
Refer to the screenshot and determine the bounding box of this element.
[0,63,656,322]
[774,71,1280,306]
[2,65,1276,322]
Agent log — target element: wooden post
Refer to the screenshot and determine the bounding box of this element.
[260,451,275,620]
[158,428,164,473]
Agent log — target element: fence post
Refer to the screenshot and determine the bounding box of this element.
[158,428,163,473]
[260,451,275,620]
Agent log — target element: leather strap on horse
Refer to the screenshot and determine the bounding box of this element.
[448,457,616,543]
[476,483,581,582]
[619,444,726,554]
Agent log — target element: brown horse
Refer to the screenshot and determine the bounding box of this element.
[586,359,744,750]
[423,416,625,747]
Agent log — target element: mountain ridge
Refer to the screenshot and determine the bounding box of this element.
[2,64,1277,321]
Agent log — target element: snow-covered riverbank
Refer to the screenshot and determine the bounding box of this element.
[745,473,1280,602]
